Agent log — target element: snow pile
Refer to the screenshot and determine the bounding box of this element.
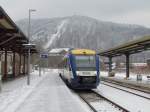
[0,70,47,112]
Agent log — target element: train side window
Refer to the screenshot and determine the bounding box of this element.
[64,65,66,68]
[63,60,65,68]
[64,59,68,69]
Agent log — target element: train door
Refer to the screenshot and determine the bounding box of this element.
[67,59,71,80]
[63,59,70,80]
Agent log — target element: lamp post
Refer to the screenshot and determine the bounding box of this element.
[28,9,36,42]
[23,44,35,85]
[27,9,36,85]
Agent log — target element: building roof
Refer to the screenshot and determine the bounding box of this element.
[49,48,69,54]
[98,35,150,57]
[0,6,37,53]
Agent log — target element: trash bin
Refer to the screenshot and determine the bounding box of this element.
[137,74,142,81]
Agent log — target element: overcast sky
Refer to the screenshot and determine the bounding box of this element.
[1,0,150,27]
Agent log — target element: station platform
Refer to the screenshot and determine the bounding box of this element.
[0,69,91,112]
[100,71,150,93]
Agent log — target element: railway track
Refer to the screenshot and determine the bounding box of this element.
[101,81,150,100]
[60,74,129,111]
[102,78,150,94]
[76,90,129,112]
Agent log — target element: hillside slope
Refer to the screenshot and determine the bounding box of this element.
[17,15,150,54]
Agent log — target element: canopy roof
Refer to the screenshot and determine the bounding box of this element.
[0,6,37,54]
[98,35,150,57]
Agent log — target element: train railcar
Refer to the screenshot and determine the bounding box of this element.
[59,48,100,89]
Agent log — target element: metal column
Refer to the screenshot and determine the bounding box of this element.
[39,56,41,77]
[4,50,7,80]
[125,53,130,78]
[108,57,112,73]
[19,53,22,75]
[13,52,16,77]
[23,54,26,75]
[27,48,30,85]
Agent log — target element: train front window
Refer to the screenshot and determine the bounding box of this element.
[75,55,96,71]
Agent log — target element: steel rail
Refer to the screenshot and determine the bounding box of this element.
[77,90,129,112]
[60,75,129,112]
[101,81,150,100]
[91,90,130,112]
[102,78,150,94]
[78,92,98,112]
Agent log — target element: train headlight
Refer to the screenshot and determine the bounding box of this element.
[76,71,80,76]
[70,72,74,78]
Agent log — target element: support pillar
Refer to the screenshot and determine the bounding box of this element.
[13,52,16,77]
[108,57,112,73]
[19,53,22,75]
[4,50,7,80]
[23,54,26,75]
[0,53,2,92]
[27,48,31,85]
[125,53,130,78]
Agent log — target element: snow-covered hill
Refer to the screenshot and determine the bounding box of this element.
[16,15,150,52]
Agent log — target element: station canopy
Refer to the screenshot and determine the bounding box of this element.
[98,35,150,57]
[0,6,36,53]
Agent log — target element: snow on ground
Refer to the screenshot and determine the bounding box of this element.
[102,81,150,99]
[100,71,150,83]
[15,70,91,112]
[90,100,121,112]
[0,69,91,112]
[52,68,59,73]
[99,71,150,111]
[0,70,48,112]
[96,84,150,112]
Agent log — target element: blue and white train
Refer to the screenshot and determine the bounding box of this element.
[59,48,100,89]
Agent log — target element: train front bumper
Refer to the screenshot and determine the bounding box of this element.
[70,76,99,89]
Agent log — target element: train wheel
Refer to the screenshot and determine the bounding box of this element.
[66,80,72,89]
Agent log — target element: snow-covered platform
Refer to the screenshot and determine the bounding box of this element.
[100,71,150,92]
[0,69,91,112]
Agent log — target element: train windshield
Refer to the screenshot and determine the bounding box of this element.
[75,55,96,71]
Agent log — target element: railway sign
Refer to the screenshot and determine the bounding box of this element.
[40,53,48,58]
